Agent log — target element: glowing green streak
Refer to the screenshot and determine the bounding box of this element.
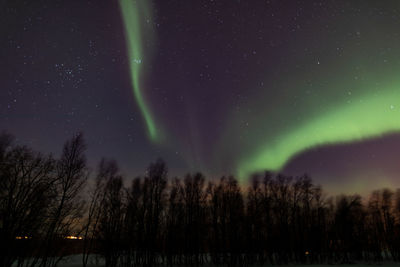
[238,87,400,178]
[119,0,158,141]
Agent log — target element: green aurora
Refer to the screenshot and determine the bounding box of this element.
[229,9,400,181]
[238,86,400,178]
[117,0,400,184]
[119,0,158,141]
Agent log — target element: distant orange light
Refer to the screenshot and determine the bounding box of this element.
[65,236,83,240]
[15,236,30,240]
[305,251,310,255]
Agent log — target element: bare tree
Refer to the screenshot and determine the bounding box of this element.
[181,173,207,266]
[142,159,168,266]
[82,159,120,267]
[97,160,124,267]
[0,139,55,267]
[40,133,88,267]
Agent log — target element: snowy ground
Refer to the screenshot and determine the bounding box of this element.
[17,254,400,266]
[57,255,103,267]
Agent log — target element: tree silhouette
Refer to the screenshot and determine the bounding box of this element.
[0,132,88,267]
[0,137,55,267]
[97,160,124,267]
[3,130,400,266]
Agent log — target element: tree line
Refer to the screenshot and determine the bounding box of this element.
[1,131,400,267]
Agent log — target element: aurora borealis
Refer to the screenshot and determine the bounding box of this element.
[2,0,400,194]
[119,0,158,141]
[238,87,400,178]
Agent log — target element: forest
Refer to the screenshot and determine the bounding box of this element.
[1,131,400,267]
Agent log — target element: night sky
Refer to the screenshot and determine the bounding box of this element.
[2,0,400,194]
